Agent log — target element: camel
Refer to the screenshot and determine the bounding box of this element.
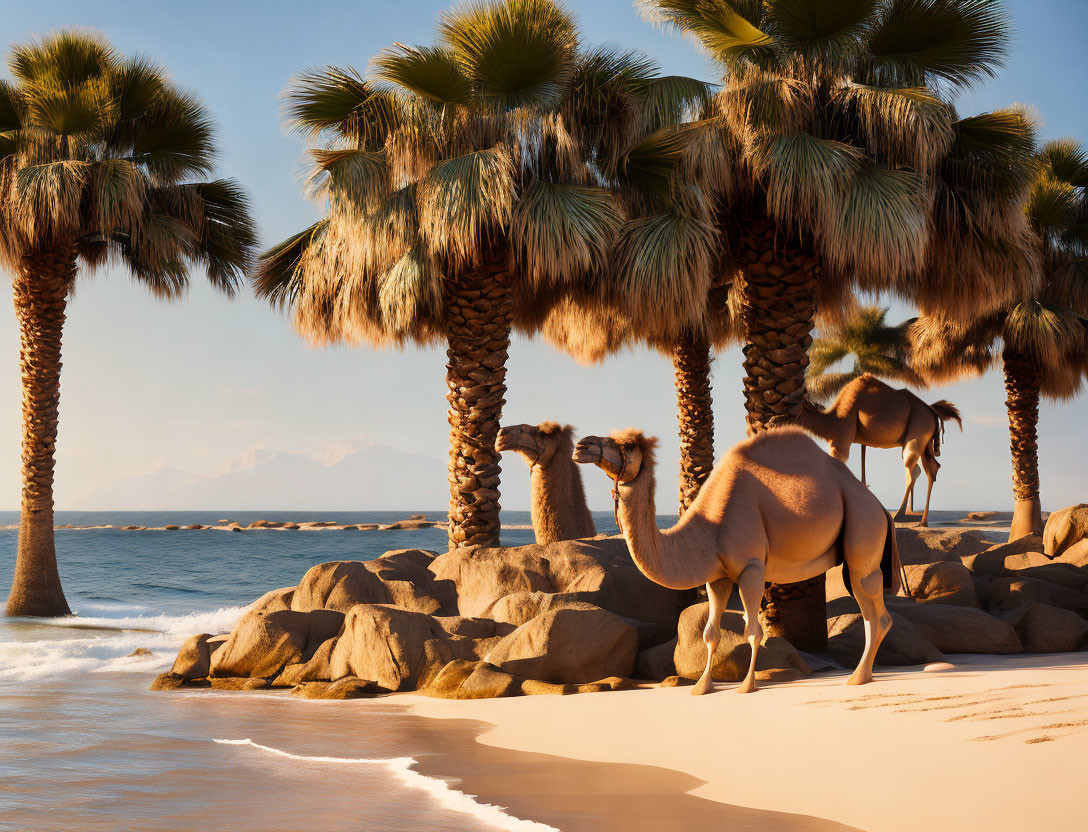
[496,422,596,544]
[574,426,901,695]
[798,374,962,528]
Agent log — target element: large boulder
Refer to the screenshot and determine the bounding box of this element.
[424,659,523,699]
[673,604,810,683]
[484,606,638,684]
[886,599,1022,654]
[250,587,295,615]
[328,604,469,691]
[1003,563,1088,592]
[274,638,337,686]
[998,603,1088,653]
[428,537,684,631]
[963,536,1045,577]
[828,612,944,667]
[1044,504,1088,558]
[290,677,386,699]
[901,561,979,607]
[291,561,390,612]
[170,633,227,680]
[1057,539,1088,569]
[895,528,989,566]
[634,638,677,681]
[364,549,454,615]
[990,577,1088,614]
[210,609,344,678]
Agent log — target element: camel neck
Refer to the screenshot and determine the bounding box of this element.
[797,405,840,441]
[616,469,708,591]
[529,440,596,543]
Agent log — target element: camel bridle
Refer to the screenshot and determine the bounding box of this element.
[607,445,632,530]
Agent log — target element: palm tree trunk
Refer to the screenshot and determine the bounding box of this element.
[673,334,714,516]
[443,252,513,550]
[6,250,74,617]
[1003,347,1044,541]
[737,220,826,652]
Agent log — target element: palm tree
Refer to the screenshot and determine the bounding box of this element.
[807,306,921,401]
[256,0,644,550]
[643,0,1024,649]
[0,32,256,616]
[913,138,1088,541]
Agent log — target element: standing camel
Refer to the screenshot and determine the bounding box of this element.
[496,423,596,544]
[573,427,901,695]
[798,375,961,527]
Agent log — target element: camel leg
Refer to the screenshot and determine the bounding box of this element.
[917,454,939,528]
[692,577,733,696]
[892,441,924,522]
[847,567,893,686]
[907,465,919,513]
[735,561,765,695]
[860,445,867,487]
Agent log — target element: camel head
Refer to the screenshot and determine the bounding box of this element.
[573,429,656,485]
[495,422,572,468]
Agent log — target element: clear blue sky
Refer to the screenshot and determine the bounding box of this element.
[1,0,1086,513]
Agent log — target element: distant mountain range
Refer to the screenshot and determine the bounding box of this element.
[70,439,492,511]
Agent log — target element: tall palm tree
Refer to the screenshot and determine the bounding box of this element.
[913,137,1088,541]
[0,32,256,616]
[643,0,1023,649]
[807,305,921,401]
[256,0,652,550]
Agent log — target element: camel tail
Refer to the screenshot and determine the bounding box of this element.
[928,400,961,459]
[883,510,905,596]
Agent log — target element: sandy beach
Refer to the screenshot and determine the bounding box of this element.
[405,653,1088,832]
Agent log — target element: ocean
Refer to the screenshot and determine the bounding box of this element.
[0,508,992,831]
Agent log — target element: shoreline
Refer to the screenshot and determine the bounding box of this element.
[402,653,1088,832]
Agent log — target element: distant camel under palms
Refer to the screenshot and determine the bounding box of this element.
[798,375,961,527]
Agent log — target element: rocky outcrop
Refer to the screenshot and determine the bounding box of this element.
[673,604,810,683]
[1044,504,1088,559]
[895,528,990,566]
[886,600,1023,654]
[291,562,391,612]
[828,611,944,667]
[901,561,979,607]
[484,607,638,684]
[209,609,344,678]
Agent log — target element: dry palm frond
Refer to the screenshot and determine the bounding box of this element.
[907,314,999,385]
[831,82,954,170]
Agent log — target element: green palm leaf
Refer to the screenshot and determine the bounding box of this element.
[372,45,473,106]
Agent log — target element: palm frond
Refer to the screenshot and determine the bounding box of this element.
[9,30,114,87]
[307,148,390,211]
[377,243,443,335]
[284,67,400,148]
[831,82,953,169]
[252,221,329,307]
[128,87,216,181]
[866,0,1010,90]
[372,44,473,106]
[768,0,876,67]
[640,0,776,70]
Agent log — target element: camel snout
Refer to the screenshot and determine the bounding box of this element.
[572,437,603,464]
[495,425,530,454]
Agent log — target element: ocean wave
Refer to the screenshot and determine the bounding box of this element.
[0,605,248,683]
[214,738,559,832]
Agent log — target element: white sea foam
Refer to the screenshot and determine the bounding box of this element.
[0,605,248,683]
[213,738,559,832]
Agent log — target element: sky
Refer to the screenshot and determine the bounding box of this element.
[0,0,1086,514]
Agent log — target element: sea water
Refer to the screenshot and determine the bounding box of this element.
[0,509,989,831]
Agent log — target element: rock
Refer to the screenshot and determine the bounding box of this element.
[659,675,694,688]
[127,647,154,658]
[249,520,285,529]
[428,538,685,633]
[963,536,1046,577]
[408,514,427,521]
[230,526,243,533]
[424,659,522,699]
[364,550,453,615]
[965,511,998,521]
[163,525,180,531]
[342,525,360,531]
[274,638,337,686]
[250,587,295,615]
[1057,539,1088,568]
[185,524,204,530]
[990,577,1088,614]
[329,605,466,691]
[673,604,810,682]
[972,576,994,609]
[521,678,577,695]
[484,591,602,627]
[121,526,142,530]
[902,561,979,607]
[434,616,513,639]
[150,672,209,691]
[596,676,639,691]
[291,677,387,699]
[357,524,379,531]
[1004,563,1088,592]
[210,609,344,678]
[998,603,1088,653]
[896,528,989,566]
[1002,551,1053,572]
[1044,504,1088,558]
[282,523,300,530]
[217,519,230,523]
[754,668,808,684]
[828,612,944,667]
[292,561,391,612]
[886,599,1022,654]
[634,638,677,681]
[171,633,217,679]
[485,606,638,684]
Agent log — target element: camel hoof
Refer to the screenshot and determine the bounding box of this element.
[736,679,758,694]
[691,678,714,696]
[916,521,929,528]
[847,672,872,686]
